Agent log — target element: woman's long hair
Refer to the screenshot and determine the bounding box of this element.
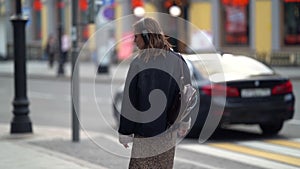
[133,17,173,61]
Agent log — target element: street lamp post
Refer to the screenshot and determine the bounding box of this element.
[10,0,32,133]
[71,0,80,142]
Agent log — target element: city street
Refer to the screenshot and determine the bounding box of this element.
[1,74,300,169]
[1,0,300,168]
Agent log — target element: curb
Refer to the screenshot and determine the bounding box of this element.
[0,72,125,84]
[1,72,300,81]
[21,142,108,169]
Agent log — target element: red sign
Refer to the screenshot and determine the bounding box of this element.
[164,0,173,9]
[80,0,88,11]
[33,0,42,11]
[131,0,143,8]
[285,0,300,2]
[57,1,65,8]
[222,0,249,6]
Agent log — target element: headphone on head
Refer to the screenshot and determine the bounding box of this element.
[141,18,150,45]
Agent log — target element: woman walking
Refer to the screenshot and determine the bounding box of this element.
[118,17,192,169]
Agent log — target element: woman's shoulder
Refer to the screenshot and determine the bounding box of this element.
[129,55,145,70]
[130,55,140,64]
[168,50,183,59]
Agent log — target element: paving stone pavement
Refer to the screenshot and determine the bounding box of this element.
[0,124,109,169]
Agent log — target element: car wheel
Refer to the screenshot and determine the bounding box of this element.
[259,120,284,136]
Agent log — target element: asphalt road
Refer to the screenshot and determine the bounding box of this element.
[1,77,300,169]
[1,77,299,136]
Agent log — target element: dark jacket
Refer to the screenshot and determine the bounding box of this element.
[118,51,191,137]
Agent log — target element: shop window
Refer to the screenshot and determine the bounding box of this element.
[283,0,300,45]
[56,0,66,31]
[32,0,42,40]
[221,0,249,46]
[80,0,88,41]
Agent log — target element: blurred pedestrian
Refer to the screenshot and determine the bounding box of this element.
[118,17,192,169]
[57,32,71,76]
[45,34,56,68]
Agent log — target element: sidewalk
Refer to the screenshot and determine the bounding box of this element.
[0,60,299,81]
[271,66,300,80]
[0,124,109,169]
[0,60,130,83]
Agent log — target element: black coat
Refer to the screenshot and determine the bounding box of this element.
[118,51,191,137]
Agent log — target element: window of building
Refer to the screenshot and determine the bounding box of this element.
[220,0,249,46]
[33,0,42,40]
[283,0,300,45]
[56,0,66,31]
[79,0,89,41]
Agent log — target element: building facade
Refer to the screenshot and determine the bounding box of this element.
[2,0,300,65]
[189,0,299,64]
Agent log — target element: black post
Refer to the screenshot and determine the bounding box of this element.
[72,0,80,142]
[10,0,32,133]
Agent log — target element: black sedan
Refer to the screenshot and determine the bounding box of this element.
[112,53,295,138]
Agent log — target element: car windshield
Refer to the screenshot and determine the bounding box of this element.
[187,54,274,79]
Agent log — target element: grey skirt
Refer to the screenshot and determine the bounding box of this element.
[128,131,177,169]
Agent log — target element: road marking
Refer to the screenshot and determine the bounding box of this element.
[175,157,224,169]
[93,132,300,168]
[266,139,300,149]
[179,144,299,169]
[94,133,223,169]
[36,124,300,169]
[209,142,300,167]
[237,141,300,158]
[292,138,300,142]
[288,119,300,125]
